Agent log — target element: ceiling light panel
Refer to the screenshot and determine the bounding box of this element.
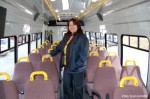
[92,0,97,2]
[80,10,84,13]
[55,9,59,12]
[62,0,69,10]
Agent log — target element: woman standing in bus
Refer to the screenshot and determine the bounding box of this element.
[46,18,89,99]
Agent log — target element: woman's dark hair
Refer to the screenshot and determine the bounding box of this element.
[66,18,83,34]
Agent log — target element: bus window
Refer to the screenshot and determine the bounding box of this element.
[139,37,149,50]
[105,34,118,55]
[0,38,8,51]
[123,36,129,45]
[122,35,149,85]
[130,36,138,48]
[89,32,96,44]
[18,35,29,58]
[37,33,42,46]
[10,37,14,48]
[0,36,16,80]
[31,33,37,50]
[96,32,104,46]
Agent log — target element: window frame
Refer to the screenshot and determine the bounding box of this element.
[105,33,118,49]
[0,36,18,63]
[122,35,149,52]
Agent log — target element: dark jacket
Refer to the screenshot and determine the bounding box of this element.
[50,32,89,73]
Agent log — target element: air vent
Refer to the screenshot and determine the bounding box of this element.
[96,13,103,21]
[48,20,84,26]
[61,13,75,16]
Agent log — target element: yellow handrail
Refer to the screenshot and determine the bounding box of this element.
[31,49,39,53]
[38,45,44,49]
[42,55,53,62]
[108,52,116,56]
[78,0,108,18]
[89,51,99,56]
[0,72,10,81]
[18,56,29,62]
[30,71,48,81]
[42,42,48,45]
[44,0,57,20]
[125,60,136,66]
[54,40,60,44]
[99,46,106,50]
[51,44,57,48]
[48,48,53,53]
[120,76,138,88]
[99,60,112,67]
[45,40,49,43]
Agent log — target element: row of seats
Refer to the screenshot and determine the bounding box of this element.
[92,60,148,99]
[86,44,148,99]
[13,42,60,98]
[13,55,59,93]
[86,48,122,96]
[28,40,60,72]
[0,40,61,99]
[0,71,56,99]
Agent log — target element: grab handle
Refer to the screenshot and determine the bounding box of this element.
[31,49,39,53]
[42,42,48,45]
[99,46,106,50]
[125,60,136,66]
[18,56,29,62]
[42,55,53,62]
[120,76,138,88]
[89,51,99,56]
[30,71,48,81]
[38,45,44,49]
[99,60,112,67]
[48,48,53,53]
[0,72,10,81]
[108,52,116,56]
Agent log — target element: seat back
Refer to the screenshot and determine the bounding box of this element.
[38,45,46,56]
[91,46,98,51]
[13,56,34,93]
[48,48,61,72]
[38,56,59,92]
[94,60,118,99]
[121,60,145,86]
[42,41,50,53]
[113,76,147,99]
[0,72,19,99]
[86,52,101,82]
[106,52,122,82]
[89,42,98,51]
[86,54,102,96]
[28,49,42,70]
[89,51,99,56]
[24,71,56,99]
[98,46,108,59]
